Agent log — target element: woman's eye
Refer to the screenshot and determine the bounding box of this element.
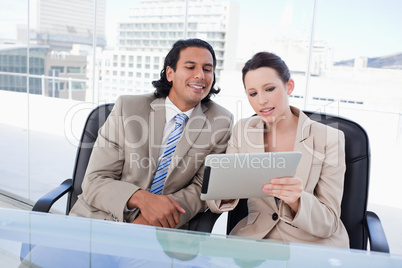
[249,92,257,97]
[203,68,212,72]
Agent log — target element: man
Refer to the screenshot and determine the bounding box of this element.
[69,39,233,229]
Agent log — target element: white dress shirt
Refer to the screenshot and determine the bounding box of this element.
[158,96,194,160]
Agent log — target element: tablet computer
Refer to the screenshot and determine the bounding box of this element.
[200,151,302,200]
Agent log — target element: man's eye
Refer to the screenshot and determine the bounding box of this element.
[186,66,195,69]
[203,68,212,72]
[266,87,275,92]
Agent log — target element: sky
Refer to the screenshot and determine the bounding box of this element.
[1,0,402,61]
[0,1,26,38]
[104,0,402,61]
[314,0,402,60]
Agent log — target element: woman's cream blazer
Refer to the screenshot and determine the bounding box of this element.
[207,106,349,248]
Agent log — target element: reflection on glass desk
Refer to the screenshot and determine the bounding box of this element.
[0,208,401,267]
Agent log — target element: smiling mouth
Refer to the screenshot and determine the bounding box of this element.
[260,107,274,113]
[188,84,205,90]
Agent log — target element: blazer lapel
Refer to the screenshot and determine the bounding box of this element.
[149,98,166,173]
[294,111,314,187]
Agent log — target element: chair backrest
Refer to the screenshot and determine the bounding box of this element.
[65,103,114,213]
[227,111,370,250]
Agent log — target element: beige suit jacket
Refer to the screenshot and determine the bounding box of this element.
[70,94,233,227]
[207,107,349,248]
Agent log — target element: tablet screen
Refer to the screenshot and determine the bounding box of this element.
[201,152,302,200]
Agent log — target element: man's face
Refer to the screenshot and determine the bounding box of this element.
[166,47,214,112]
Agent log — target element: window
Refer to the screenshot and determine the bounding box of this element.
[71,82,84,90]
[1,1,401,256]
[67,66,85,73]
[51,66,64,73]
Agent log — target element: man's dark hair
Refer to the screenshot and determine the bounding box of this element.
[152,38,220,102]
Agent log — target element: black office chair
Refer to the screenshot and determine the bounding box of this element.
[189,111,390,253]
[20,104,114,260]
[29,103,115,214]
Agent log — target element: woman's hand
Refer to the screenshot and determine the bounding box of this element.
[263,176,303,213]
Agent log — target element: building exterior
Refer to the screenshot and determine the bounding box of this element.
[45,50,88,100]
[0,44,89,100]
[0,0,107,100]
[20,0,106,51]
[0,45,48,95]
[97,50,166,102]
[97,0,239,103]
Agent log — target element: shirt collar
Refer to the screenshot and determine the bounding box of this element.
[165,97,194,123]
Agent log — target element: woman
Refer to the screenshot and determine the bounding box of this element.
[207,52,349,248]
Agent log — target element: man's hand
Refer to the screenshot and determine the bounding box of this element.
[132,214,151,225]
[128,190,186,228]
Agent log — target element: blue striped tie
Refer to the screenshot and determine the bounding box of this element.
[150,113,188,195]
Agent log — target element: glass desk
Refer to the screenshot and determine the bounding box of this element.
[0,208,401,267]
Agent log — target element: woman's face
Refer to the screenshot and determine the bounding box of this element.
[244,67,294,125]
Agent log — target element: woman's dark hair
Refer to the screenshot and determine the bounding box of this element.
[153,38,220,102]
[242,52,291,87]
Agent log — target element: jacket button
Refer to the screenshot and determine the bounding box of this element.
[272,213,279,221]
